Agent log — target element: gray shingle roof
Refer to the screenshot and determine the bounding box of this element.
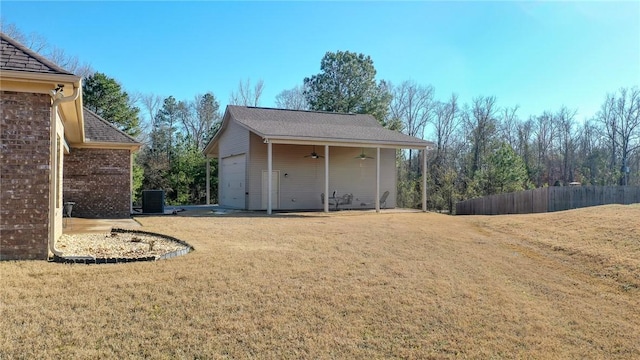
[83,108,140,145]
[0,32,75,75]
[227,106,432,147]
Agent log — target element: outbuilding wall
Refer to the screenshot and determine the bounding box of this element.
[217,120,250,208]
[0,91,51,260]
[247,132,397,210]
[63,148,132,218]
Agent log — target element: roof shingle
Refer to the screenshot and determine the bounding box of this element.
[0,32,75,75]
[83,108,140,145]
[227,106,432,147]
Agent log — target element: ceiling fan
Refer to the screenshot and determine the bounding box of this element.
[355,148,374,160]
[304,145,324,159]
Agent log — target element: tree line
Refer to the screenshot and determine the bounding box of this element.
[274,51,640,212]
[4,22,638,210]
[143,52,640,210]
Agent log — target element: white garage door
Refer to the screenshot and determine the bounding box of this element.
[221,154,246,209]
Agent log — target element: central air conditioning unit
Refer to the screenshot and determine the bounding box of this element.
[142,190,165,214]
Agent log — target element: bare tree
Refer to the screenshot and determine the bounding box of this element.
[1,20,47,53]
[429,93,462,213]
[466,95,499,176]
[515,117,535,179]
[47,46,94,77]
[186,93,222,150]
[390,80,435,172]
[229,78,264,106]
[533,111,556,186]
[1,19,94,76]
[555,106,578,184]
[498,105,520,150]
[137,93,163,145]
[275,85,308,110]
[390,81,435,139]
[432,93,460,163]
[596,87,640,185]
[576,120,608,185]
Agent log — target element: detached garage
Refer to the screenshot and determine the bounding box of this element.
[203,106,433,213]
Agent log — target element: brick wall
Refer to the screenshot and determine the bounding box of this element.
[63,148,132,218]
[0,91,51,260]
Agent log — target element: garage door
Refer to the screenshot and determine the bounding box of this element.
[221,154,246,209]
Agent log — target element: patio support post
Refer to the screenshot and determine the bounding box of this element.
[130,153,134,214]
[324,145,329,213]
[206,158,211,205]
[422,146,428,212]
[267,141,273,215]
[375,147,381,213]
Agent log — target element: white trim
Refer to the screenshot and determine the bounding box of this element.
[0,69,81,84]
[206,159,211,205]
[375,147,381,212]
[267,141,273,215]
[130,152,134,215]
[70,142,140,151]
[324,145,329,213]
[267,137,430,149]
[422,147,428,212]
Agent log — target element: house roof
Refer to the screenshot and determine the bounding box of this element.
[204,106,433,156]
[1,32,85,143]
[78,108,140,150]
[1,32,75,75]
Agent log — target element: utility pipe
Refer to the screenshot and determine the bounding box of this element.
[49,84,80,257]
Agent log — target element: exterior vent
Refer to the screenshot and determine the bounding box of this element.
[142,190,164,214]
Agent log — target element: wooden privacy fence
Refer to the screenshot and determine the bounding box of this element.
[455,186,640,215]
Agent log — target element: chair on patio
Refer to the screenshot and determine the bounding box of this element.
[336,193,353,210]
[63,201,76,228]
[321,192,337,210]
[380,191,390,209]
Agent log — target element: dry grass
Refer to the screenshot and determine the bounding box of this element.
[1,205,639,359]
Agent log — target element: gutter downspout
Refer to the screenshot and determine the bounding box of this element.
[49,85,80,258]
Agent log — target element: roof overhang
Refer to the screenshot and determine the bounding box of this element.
[264,137,432,150]
[0,69,84,144]
[70,141,141,152]
[203,107,231,158]
[202,108,433,158]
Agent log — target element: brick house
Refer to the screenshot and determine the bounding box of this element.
[0,33,140,260]
[63,108,140,219]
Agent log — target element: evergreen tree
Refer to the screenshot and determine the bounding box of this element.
[303,50,391,124]
[83,72,141,137]
[482,143,532,195]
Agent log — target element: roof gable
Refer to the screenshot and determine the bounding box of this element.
[82,108,140,146]
[0,32,75,75]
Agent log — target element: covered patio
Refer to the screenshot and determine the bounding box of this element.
[203,106,434,214]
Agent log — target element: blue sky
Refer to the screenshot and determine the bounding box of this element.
[2,1,639,124]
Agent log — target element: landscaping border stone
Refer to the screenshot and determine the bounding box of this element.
[52,228,194,264]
